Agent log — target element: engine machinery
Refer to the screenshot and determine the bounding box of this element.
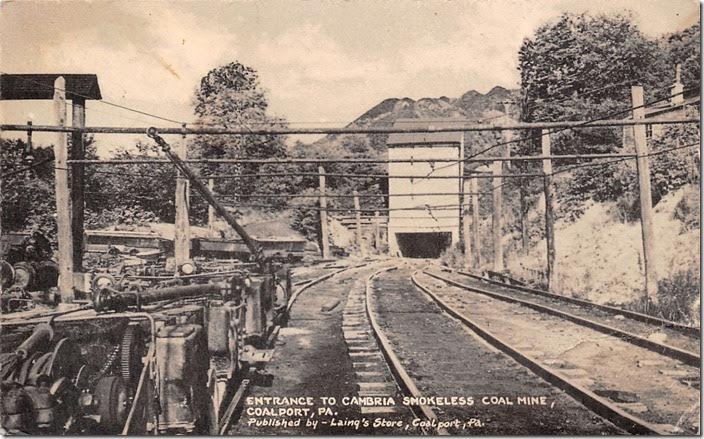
[0,128,294,434]
[1,232,60,313]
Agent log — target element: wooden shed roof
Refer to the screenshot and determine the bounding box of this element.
[0,74,102,100]
[387,119,465,146]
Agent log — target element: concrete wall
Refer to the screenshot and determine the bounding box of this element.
[387,142,463,256]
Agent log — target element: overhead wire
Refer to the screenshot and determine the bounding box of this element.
[426,86,692,178]
[0,72,186,126]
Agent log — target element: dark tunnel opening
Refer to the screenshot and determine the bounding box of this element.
[395,232,452,258]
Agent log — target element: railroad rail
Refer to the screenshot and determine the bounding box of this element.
[413,271,699,435]
[364,266,449,435]
[457,269,699,337]
[424,270,699,366]
[286,262,369,313]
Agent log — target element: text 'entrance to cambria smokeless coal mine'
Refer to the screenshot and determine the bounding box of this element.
[395,232,452,258]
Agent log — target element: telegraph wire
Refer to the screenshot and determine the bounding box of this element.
[0,72,186,126]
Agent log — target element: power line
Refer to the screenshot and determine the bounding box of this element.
[3,155,54,177]
[550,140,700,176]
[200,171,545,180]
[67,152,640,165]
[0,72,185,126]
[425,87,696,176]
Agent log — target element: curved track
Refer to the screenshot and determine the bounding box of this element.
[365,264,622,435]
[458,269,700,338]
[426,269,700,364]
[414,270,700,435]
[363,266,449,435]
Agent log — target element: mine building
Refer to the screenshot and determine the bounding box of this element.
[386,119,464,258]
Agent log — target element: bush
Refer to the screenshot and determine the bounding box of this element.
[625,270,700,324]
[673,186,700,231]
[654,270,700,324]
[439,243,465,270]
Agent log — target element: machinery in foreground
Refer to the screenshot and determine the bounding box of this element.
[0,128,292,435]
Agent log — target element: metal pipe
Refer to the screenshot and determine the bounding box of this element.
[146,128,263,262]
[15,323,54,360]
[1,116,698,135]
[66,152,637,165]
[94,283,222,312]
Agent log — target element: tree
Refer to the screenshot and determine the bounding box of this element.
[663,23,700,90]
[190,62,291,214]
[516,13,699,221]
[2,139,56,236]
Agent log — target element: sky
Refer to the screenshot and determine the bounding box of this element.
[0,0,699,154]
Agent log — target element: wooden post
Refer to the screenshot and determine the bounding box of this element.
[53,77,74,301]
[463,180,472,269]
[174,135,190,267]
[208,178,216,234]
[470,176,481,267]
[374,211,381,250]
[632,86,658,307]
[70,97,85,271]
[353,190,363,255]
[542,130,557,291]
[519,179,529,255]
[318,166,330,259]
[492,161,503,271]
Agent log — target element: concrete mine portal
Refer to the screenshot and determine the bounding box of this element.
[386,119,464,258]
[395,232,453,258]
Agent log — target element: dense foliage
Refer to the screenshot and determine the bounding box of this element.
[2,139,57,236]
[515,13,700,222]
[190,61,293,218]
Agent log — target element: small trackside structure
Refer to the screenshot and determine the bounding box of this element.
[386,119,463,258]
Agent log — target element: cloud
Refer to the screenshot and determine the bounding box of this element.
[1,0,698,149]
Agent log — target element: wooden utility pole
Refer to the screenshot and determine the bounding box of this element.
[462,180,472,269]
[318,166,330,259]
[53,77,74,301]
[174,134,190,267]
[542,130,557,291]
[470,177,481,267]
[374,211,381,250]
[70,97,85,271]
[353,190,363,255]
[632,86,658,307]
[208,178,216,233]
[492,161,503,271]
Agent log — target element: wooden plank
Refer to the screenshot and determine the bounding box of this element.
[174,135,190,266]
[70,97,85,271]
[53,77,74,301]
[631,86,659,307]
[319,166,330,259]
[542,130,557,291]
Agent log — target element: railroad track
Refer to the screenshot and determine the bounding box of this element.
[414,269,700,435]
[457,269,700,339]
[360,266,449,435]
[425,269,700,365]
[287,262,369,312]
[360,264,623,435]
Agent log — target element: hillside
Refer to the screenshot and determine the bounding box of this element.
[291,86,519,160]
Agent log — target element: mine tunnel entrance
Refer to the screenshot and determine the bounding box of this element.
[395,232,452,258]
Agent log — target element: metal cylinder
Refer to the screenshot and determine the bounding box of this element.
[16,324,54,360]
[94,283,222,312]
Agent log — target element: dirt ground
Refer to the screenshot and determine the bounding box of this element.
[229,262,414,435]
[372,264,622,435]
[416,271,699,434]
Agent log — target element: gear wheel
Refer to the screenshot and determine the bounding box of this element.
[119,324,146,390]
